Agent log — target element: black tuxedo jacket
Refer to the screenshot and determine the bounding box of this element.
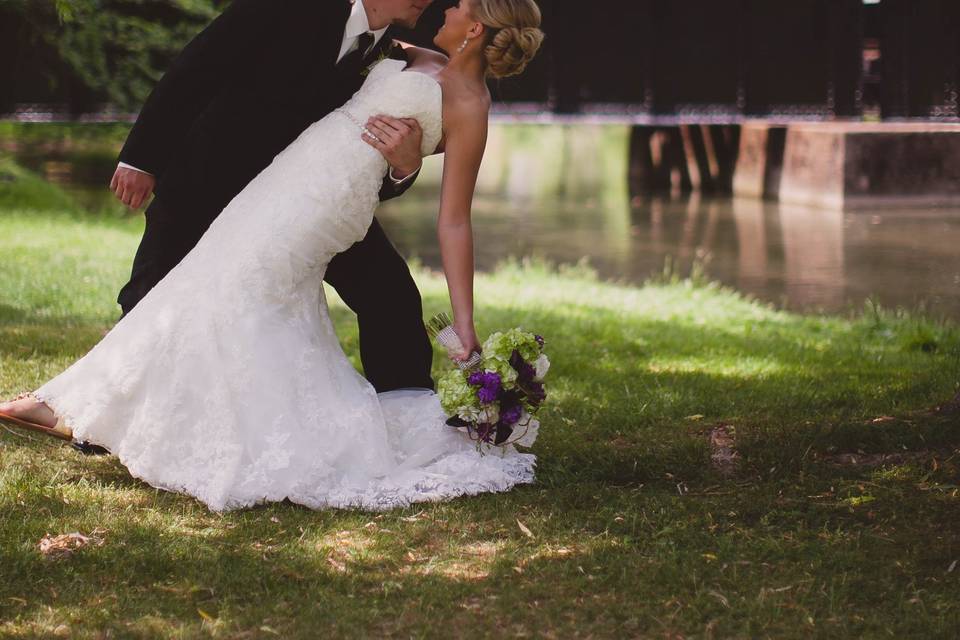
[119,0,412,220]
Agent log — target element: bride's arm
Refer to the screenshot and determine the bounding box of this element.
[437,101,488,359]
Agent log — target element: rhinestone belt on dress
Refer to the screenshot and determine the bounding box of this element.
[333,109,382,144]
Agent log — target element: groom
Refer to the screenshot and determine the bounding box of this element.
[110,0,437,395]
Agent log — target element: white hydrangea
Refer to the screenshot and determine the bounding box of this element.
[533,354,550,382]
[479,404,500,425]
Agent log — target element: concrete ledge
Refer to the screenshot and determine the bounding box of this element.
[733,123,787,200]
[735,122,960,210]
[779,125,847,209]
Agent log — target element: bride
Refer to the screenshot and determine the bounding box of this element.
[0,0,545,511]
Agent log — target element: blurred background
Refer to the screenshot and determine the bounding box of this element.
[2,0,959,318]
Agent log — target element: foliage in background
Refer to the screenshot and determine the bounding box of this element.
[0,156,77,212]
[3,0,224,111]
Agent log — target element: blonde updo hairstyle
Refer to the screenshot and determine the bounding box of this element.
[471,0,544,79]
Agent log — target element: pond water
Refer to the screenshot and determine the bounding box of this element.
[6,123,960,320]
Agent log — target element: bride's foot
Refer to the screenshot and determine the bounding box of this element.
[0,394,72,441]
[0,395,58,428]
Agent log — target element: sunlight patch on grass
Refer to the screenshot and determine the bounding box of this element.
[55,478,159,512]
[311,526,381,573]
[403,539,507,581]
[646,355,788,379]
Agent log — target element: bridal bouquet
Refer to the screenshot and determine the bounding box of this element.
[429,314,549,450]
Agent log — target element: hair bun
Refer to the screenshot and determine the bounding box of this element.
[474,0,544,79]
[485,25,545,79]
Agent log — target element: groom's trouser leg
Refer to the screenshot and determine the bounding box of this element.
[324,218,434,393]
[117,198,211,317]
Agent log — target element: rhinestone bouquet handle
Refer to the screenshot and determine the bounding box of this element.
[427,313,482,371]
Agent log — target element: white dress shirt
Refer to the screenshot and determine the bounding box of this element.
[338,0,388,63]
[119,0,416,185]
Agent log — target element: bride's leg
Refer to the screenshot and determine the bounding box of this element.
[0,394,58,428]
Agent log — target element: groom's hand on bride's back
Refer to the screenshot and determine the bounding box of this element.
[110,166,156,210]
[363,115,424,179]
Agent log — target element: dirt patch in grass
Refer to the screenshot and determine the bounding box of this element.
[707,423,740,476]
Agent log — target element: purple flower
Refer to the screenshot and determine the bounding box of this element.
[524,381,546,407]
[468,370,500,388]
[535,335,545,348]
[468,370,502,405]
[501,404,523,425]
[509,350,536,383]
[475,422,496,443]
[478,386,499,404]
[501,389,521,406]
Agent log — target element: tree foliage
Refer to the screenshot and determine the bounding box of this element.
[3,0,224,112]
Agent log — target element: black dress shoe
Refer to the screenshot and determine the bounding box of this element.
[71,441,110,456]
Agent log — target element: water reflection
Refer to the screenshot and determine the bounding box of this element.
[380,124,960,318]
[730,197,768,290]
[777,203,845,309]
[4,123,960,319]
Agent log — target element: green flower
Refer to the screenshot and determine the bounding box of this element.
[483,328,541,361]
[483,356,518,386]
[437,369,480,420]
[481,329,541,382]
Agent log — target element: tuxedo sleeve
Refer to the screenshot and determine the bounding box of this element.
[118,0,286,176]
[378,167,421,202]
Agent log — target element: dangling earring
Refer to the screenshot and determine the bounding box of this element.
[457,38,468,54]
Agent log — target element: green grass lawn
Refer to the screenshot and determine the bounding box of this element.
[1,167,959,639]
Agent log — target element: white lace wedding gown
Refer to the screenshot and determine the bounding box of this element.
[34,59,536,511]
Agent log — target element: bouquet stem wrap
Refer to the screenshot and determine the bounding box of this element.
[427,314,482,371]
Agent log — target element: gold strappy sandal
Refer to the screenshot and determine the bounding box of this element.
[0,394,73,442]
[0,412,73,441]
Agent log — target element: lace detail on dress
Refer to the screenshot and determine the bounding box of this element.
[33,59,534,512]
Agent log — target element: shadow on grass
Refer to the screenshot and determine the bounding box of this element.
[0,322,113,361]
[1,463,957,638]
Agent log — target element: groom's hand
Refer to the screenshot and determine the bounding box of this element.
[110,166,156,210]
[363,115,423,179]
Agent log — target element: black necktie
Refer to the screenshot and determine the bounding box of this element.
[356,31,375,59]
[338,32,375,70]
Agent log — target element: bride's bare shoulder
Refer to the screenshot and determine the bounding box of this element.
[396,42,449,69]
[441,89,491,144]
[443,80,492,114]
